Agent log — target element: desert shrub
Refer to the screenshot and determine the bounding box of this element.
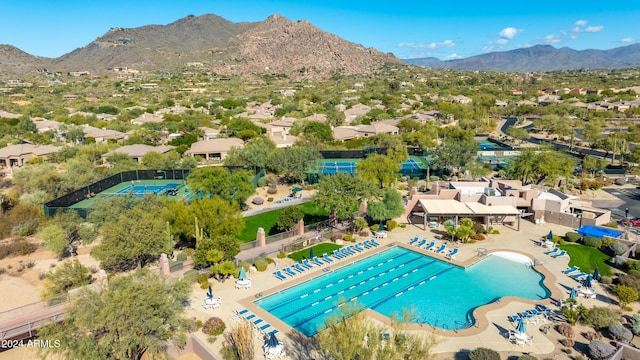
[619,274,640,293]
[385,220,398,231]
[183,248,194,257]
[472,222,486,234]
[518,355,538,360]
[370,224,380,232]
[277,252,286,259]
[602,237,618,248]
[584,331,603,341]
[195,319,203,329]
[610,242,629,256]
[202,317,226,336]
[399,223,406,228]
[629,314,640,336]
[267,197,274,202]
[600,276,613,284]
[557,323,574,338]
[473,233,486,240]
[560,338,575,347]
[264,257,275,264]
[176,252,188,262]
[562,348,572,354]
[257,176,269,187]
[602,221,619,229]
[0,239,38,260]
[565,231,581,243]
[469,347,500,360]
[583,236,603,248]
[343,234,354,242]
[588,340,616,359]
[583,306,619,329]
[197,274,209,289]
[608,324,633,342]
[254,258,268,272]
[614,256,628,268]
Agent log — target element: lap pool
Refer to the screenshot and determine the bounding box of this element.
[255,246,550,336]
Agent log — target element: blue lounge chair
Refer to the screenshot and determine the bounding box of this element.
[545,247,560,255]
[252,318,264,328]
[571,272,587,279]
[435,244,447,253]
[302,259,314,269]
[345,246,358,254]
[552,250,567,258]
[274,270,287,280]
[257,322,272,334]
[333,249,345,260]
[243,312,257,321]
[536,305,551,314]
[234,309,250,318]
[409,236,419,245]
[362,240,373,248]
[354,243,365,252]
[370,238,381,247]
[563,265,579,274]
[294,263,306,273]
[507,314,521,322]
[528,309,544,318]
[284,266,297,277]
[447,247,459,259]
[424,240,435,250]
[416,239,427,247]
[518,311,536,323]
[312,256,324,266]
[322,253,334,263]
[340,248,351,257]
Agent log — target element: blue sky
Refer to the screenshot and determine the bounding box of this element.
[2,1,639,59]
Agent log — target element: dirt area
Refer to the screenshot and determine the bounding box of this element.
[244,184,314,212]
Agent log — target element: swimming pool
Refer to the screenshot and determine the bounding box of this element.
[255,247,549,336]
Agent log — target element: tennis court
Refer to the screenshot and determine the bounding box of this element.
[70,180,184,209]
[313,156,429,175]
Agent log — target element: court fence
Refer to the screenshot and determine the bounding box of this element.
[43,169,191,218]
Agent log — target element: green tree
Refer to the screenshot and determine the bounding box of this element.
[92,207,173,272]
[266,144,321,183]
[366,188,405,228]
[37,210,98,258]
[194,235,241,266]
[186,166,254,206]
[191,197,245,238]
[224,137,276,168]
[37,269,190,360]
[463,161,492,180]
[312,173,379,219]
[41,259,91,299]
[276,205,304,231]
[356,154,400,188]
[303,121,333,142]
[436,127,478,172]
[505,126,530,143]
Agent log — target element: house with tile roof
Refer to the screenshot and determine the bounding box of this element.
[0,144,61,167]
[102,144,174,163]
[185,138,244,162]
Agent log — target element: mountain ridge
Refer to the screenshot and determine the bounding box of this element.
[403,44,640,72]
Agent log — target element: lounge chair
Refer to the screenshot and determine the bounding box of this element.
[571,272,587,280]
[340,248,351,257]
[362,240,373,249]
[293,263,306,273]
[544,247,560,255]
[274,270,287,281]
[416,239,427,247]
[322,253,334,263]
[518,312,537,324]
[424,240,436,250]
[447,247,459,259]
[302,259,314,269]
[284,266,297,277]
[562,266,579,274]
[332,249,345,260]
[507,314,521,322]
[552,250,567,258]
[346,245,359,254]
[435,244,447,253]
[528,309,545,319]
[252,318,265,328]
[409,236,419,245]
[536,305,551,314]
[234,309,250,319]
[256,322,272,334]
[370,238,381,247]
[312,256,324,266]
[354,243,365,252]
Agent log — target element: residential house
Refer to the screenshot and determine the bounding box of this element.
[185,138,244,162]
[0,144,61,167]
[343,103,372,123]
[356,123,399,137]
[131,113,163,125]
[495,100,508,107]
[515,100,538,107]
[332,126,361,141]
[102,144,174,163]
[80,125,127,143]
[199,127,221,141]
[33,118,62,133]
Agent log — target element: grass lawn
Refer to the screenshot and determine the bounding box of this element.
[238,202,329,242]
[558,243,613,276]
[288,243,342,262]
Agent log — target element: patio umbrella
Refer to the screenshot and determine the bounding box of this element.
[593,267,600,281]
[207,285,213,299]
[238,267,247,281]
[515,317,526,334]
[309,247,314,259]
[547,231,553,241]
[582,274,593,288]
[569,287,577,299]
[266,331,280,349]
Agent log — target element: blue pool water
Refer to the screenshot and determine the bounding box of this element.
[255,247,549,336]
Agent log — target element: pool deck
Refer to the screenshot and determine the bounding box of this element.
[184,220,610,358]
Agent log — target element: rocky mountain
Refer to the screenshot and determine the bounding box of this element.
[0,45,50,79]
[403,44,640,72]
[0,14,399,79]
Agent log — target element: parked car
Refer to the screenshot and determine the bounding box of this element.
[623,217,640,227]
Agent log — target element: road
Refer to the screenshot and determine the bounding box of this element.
[603,187,640,237]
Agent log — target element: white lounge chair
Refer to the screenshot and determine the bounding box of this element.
[447,247,459,260]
